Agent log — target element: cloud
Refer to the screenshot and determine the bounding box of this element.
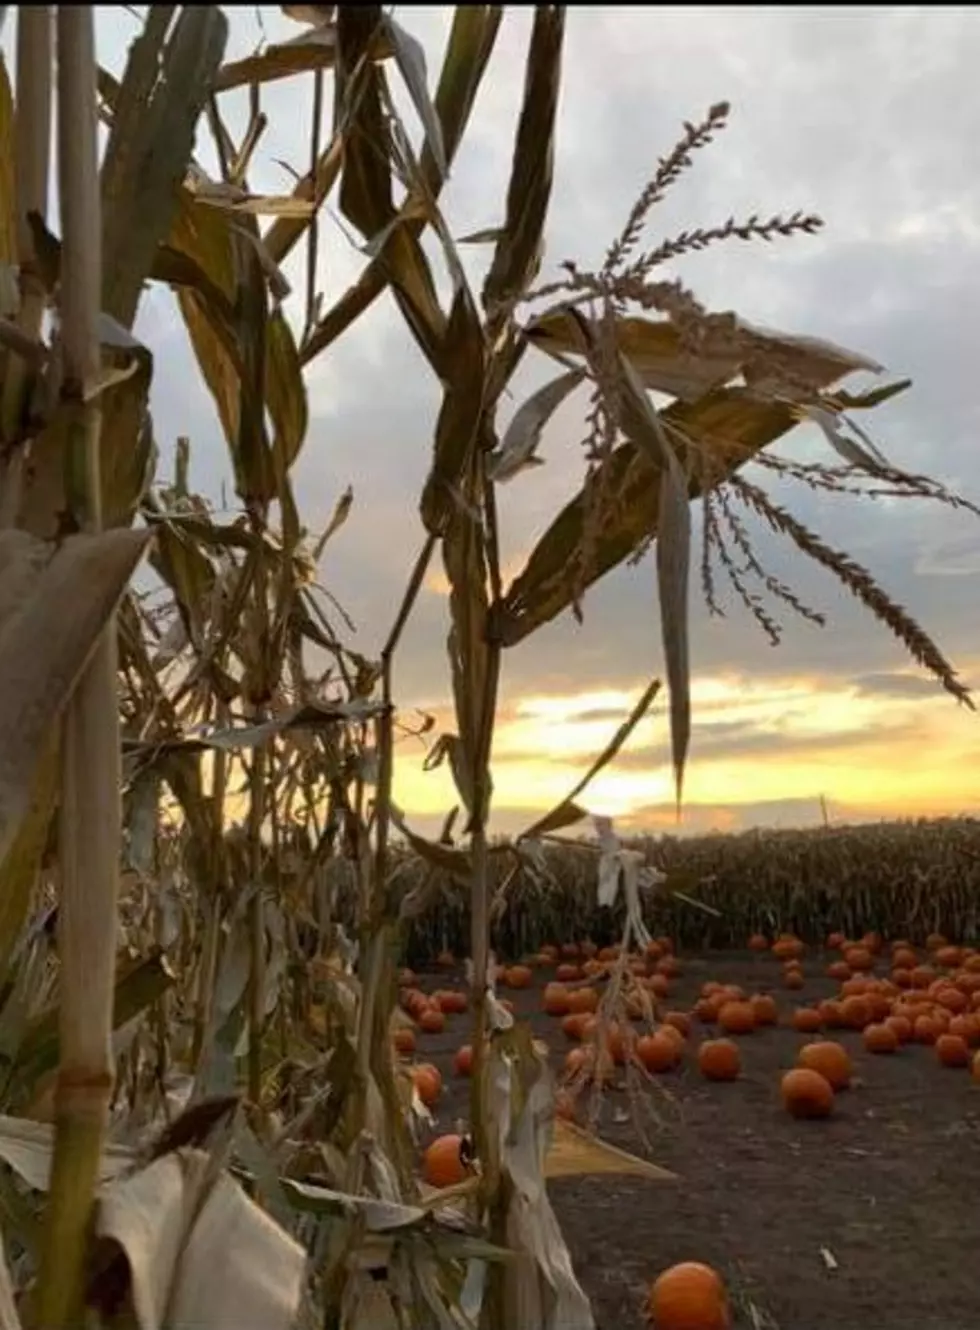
[15,5,978,834]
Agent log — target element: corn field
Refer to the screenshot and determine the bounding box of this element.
[0,6,973,1330]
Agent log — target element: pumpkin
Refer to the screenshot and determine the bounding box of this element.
[936,1033,970,1067]
[543,983,571,1016]
[750,994,778,1026]
[826,932,846,950]
[772,936,804,962]
[693,997,722,1023]
[504,964,532,990]
[663,1010,692,1037]
[562,1012,590,1041]
[971,1050,980,1083]
[560,943,580,959]
[937,986,967,1014]
[863,1022,898,1054]
[645,1260,730,1330]
[598,945,620,963]
[393,1026,416,1056]
[555,963,582,983]
[422,1133,468,1188]
[748,933,769,952]
[452,1044,473,1077]
[891,967,913,988]
[657,955,682,978]
[697,1038,740,1082]
[655,935,674,954]
[885,1013,913,1044]
[636,1032,677,1073]
[791,1007,822,1034]
[659,1023,687,1056]
[565,1044,614,1085]
[436,950,455,969]
[418,1006,446,1034]
[948,1013,978,1044]
[647,974,671,999]
[818,999,845,1029]
[843,945,872,972]
[892,947,917,970]
[568,986,599,1015]
[913,1014,942,1044]
[398,968,417,987]
[798,1040,852,1090]
[645,939,664,960]
[434,989,467,1015]
[554,1089,577,1121]
[411,1063,442,1107]
[926,932,948,951]
[911,965,935,989]
[826,961,851,982]
[782,967,805,990]
[841,996,871,1030]
[781,1067,834,1119]
[718,1001,755,1035]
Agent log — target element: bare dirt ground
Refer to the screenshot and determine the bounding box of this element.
[412,950,980,1330]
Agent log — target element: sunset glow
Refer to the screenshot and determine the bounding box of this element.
[392,665,980,838]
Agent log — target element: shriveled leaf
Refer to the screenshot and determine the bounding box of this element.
[382,14,447,181]
[388,805,472,879]
[96,1151,305,1330]
[100,7,228,330]
[0,738,59,984]
[545,1119,676,1183]
[262,133,343,265]
[0,530,151,867]
[0,54,14,268]
[828,377,912,412]
[213,23,347,92]
[482,5,564,311]
[527,308,887,401]
[0,1115,134,1193]
[124,700,386,760]
[488,368,584,483]
[420,284,486,535]
[495,388,803,645]
[299,5,501,364]
[520,676,661,840]
[798,402,890,473]
[311,485,353,560]
[457,226,504,245]
[616,353,691,809]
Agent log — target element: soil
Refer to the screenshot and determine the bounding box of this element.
[411,950,980,1330]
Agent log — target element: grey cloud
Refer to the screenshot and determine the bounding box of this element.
[853,671,949,701]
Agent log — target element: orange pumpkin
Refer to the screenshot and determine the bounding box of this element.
[568,986,599,1015]
[436,949,455,969]
[798,1040,852,1090]
[543,983,571,1017]
[772,936,804,962]
[562,1012,589,1041]
[663,1010,692,1037]
[826,932,845,950]
[718,1001,756,1035]
[504,964,532,990]
[826,961,851,982]
[422,1133,468,1188]
[782,967,805,990]
[412,1062,442,1107]
[791,1007,822,1034]
[843,945,872,972]
[555,963,581,983]
[646,1261,730,1330]
[885,1013,913,1044]
[452,1044,474,1077]
[841,996,871,1030]
[913,1014,942,1044]
[926,932,948,951]
[750,994,778,1026]
[393,1026,416,1056]
[936,1033,970,1067]
[781,1067,834,1119]
[418,1006,446,1034]
[697,1038,740,1082]
[748,933,769,952]
[863,1022,898,1054]
[636,1032,677,1073]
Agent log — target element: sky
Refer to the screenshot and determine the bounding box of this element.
[9,6,980,838]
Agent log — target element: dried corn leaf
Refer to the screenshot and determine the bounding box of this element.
[0,1115,135,1193]
[520,676,661,840]
[96,1151,305,1330]
[213,22,353,92]
[617,353,691,808]
[262,133,343,266]
[495,388,802,645]
[544,1119,676,1183]
[299,5,500,363]
[100,7,227,330]
[0,54,14,268]
[382,14,447,180]
[482,6,564,311]
[0,530,150,868]
[489,368,584,483]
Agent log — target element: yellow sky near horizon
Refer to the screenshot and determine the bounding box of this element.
[392,664,980,838]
